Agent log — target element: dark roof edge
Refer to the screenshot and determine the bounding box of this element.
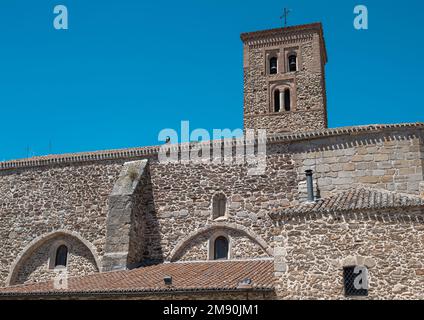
[270,202,424,220]
[0,287,274,299]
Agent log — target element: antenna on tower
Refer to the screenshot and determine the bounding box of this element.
[280,8,291,28]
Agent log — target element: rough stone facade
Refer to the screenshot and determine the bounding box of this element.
[13,234,98,285]
[242,23,328,134]
[0,23,423,300]
[274,208,424,299]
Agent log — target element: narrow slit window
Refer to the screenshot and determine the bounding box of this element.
[274,89,281,112]
[288,54,297,72]
[284,89,291,111]
[212,194,226,219]
[214,237,229,260]
[55,245,68,267]
[269,57,278,75]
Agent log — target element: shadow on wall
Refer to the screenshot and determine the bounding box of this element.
[130,165,164,268]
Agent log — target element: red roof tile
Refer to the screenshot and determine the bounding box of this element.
[271,187,424,217]
[0,260,274,297]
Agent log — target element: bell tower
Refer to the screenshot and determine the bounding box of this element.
[241,23,328,134]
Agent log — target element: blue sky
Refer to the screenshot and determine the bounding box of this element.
[0,0,423,161]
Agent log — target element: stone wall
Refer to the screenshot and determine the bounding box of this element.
[273,208,424,300]
[173,229,270,262]
[288,129,424,199]
[245,110,327,135]
[0,160,126,286]
[13,234,98,285]
[145,152,296,262]
[0,125,423,299]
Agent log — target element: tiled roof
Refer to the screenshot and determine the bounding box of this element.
[0,123,423,171]
[271,187,424,217]
[0,260,274,297]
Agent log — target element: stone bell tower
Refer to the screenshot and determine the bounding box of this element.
[241,22,328,134]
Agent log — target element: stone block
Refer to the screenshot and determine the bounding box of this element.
[358,176,380,184]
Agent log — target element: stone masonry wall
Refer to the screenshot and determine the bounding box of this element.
[173,229,270,262]
[274,208,424,299]
[138,127,423,277]
[0,160,126,286]
[14,235,98,285]
[289,129,424,199]
[144,152,296,263]
[0,126,423,299]
[245,109,327,135]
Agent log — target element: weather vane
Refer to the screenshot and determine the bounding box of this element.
[280,8,291,28]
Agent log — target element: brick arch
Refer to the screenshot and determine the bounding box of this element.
[6,230,101,286]
[168,222,273,262]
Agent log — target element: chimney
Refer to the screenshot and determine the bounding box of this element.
[237,278,253,289]
[305,170,315,202]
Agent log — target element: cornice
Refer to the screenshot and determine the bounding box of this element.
[0,123,422,172]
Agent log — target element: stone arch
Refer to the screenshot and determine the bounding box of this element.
[168,222,273,262]
[7,230,101,286]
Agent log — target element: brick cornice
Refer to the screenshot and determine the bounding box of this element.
[240,22,327,63]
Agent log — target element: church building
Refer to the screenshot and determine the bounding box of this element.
[0,22,423,300]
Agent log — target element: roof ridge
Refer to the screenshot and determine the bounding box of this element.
[272,186,424,218]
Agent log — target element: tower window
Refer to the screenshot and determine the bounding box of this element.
[212,194,227,219]
[269,57,278,75]
[55,245,68,268]
[284,89,291,111]
[288,54,297,72]
[214,236,229,260]
[274,89,281,112]
[343,266,369,297]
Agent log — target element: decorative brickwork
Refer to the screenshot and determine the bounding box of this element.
[242,23,328,134]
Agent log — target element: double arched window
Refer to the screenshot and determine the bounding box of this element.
[55,245,68,268]
[274,88,291,112]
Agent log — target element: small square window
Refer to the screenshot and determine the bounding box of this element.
[343,266,369,297]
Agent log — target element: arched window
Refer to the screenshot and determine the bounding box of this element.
[214,236,229,260]
[269,57,278,75]
[284,89,291,111]
[274,89,281,113]
[212,194,227,219]
[55,245,68,268]
[288,54,297,72]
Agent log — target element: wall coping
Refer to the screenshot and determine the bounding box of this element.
[0,122,422,172]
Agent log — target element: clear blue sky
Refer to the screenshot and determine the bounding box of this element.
[0,0,423,161]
